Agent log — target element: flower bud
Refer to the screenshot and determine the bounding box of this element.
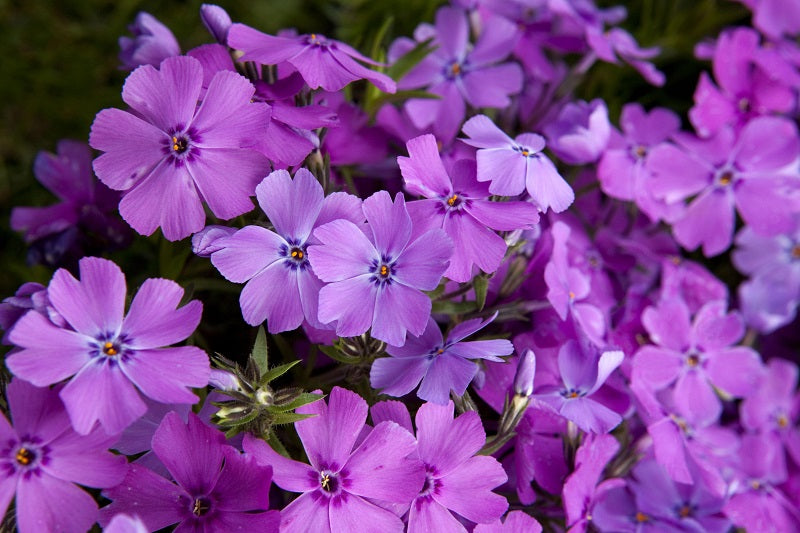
[513,349,536,397]
[200,4,232,44]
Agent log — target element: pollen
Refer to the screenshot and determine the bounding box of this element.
[568,291,576,300]
[521,150,530,157]
[437,348,444,355]
[718,171,733,186]
[451,63,461,76]
[635,512,649,523]
[679,505,692,518]
[777,414,789,428]
[103,341,118,356]
[321,473,331,490]
[634,145,647,158]
[15,447,33,465]
[447,194,459,206]
[192,498,210,517]
[380,265,390,277]
[569,391,579,398]
[291,249,304,260]
[686,354,699,367]
[792,245,800,259]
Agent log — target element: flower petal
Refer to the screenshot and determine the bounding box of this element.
[123,278,202,349]
[121,347,209,404]
[256,168,324,243]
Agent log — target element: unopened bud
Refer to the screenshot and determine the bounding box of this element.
[200,4,232,44]
[513,349,536,397]
[192,225,236,257]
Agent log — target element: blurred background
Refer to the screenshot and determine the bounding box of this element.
[0,0,748,298]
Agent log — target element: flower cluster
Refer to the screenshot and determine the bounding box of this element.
[2,0,800,532]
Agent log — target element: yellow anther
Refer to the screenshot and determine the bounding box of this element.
[15,447,33,465]
[451,63,461,76]
[447,194,459,206]
[103,342,117,356]
[635,512,648,523]
[380,265,389,277]
[792,245,800,259]
[686,354,699,367]
[569,391,579,398]
[777,414,789,428]
[568,291,576,300]
[679,506,691,518]
[521,150,530,157]
[321,473,330,490]
[718,172,733,186]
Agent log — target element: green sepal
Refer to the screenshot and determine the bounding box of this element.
[250,326,269,378]
[269,392,324,413]
[319,343,362,364]
[259,360,301,387]
[272,412,318,426]
[474,274,489,311]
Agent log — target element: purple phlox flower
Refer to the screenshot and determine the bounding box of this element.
[647,116,800,256]
[632,382,737,493]
[632,298,764,426]
[473,510,543,533]
[659,256,729,315]
[243,387,424,533]
[399,133,539,281]
[211,168,362,333]
[733,221,800,332]
[308,190,453,346]
[741,358,800,469]
[104,514,148,533]
[317,91,388,166]
[461,114,574,212]
[112,398,192,477]
[257,100,333,167]
[370,313,513,404]
[0,379,127,533]
[533,339,624,433]
[543,98,611,165]
[227,23,396,93]
[562,434,622,533]
[200,4,232,44]
[690,27,796,138]
[473,347,568,503]
[739,0,800,39]
[544,221,608,346]
[597,104,682,222]
[90,55,271,241]
[118,12,180,70]
[10,140,131,267]
[7,256,210,435]
[0,282,64,344]
[101,412,279,532]
[391,6,523,142]
[191,224,237,257]
[371,400,509,529]
[585,26,665,86]
[724,433,800,533]
[593,458,731,533]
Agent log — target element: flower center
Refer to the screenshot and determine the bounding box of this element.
[634,145,647,158]
[777,413,789,428]
[319,471,339,493]
[172,136,189,154]
[562,388,583,399]
[717,171,734,186]
[192,497,211,517]
[738,97,751,113]
[686,354,700,367]
[447,194,459,207]
[450,62,461,76]
[679,505,692,518]
[635,511,649,523]
[419,465,441,497]
[380,264,390,277]
[290,247,304,261]
[103,341,119,356]
[515,145,535,157]
[15,447,35,466]
[792,245,800,259]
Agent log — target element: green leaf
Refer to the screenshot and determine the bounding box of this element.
[319,344,361,364]
[387,37,436,80]
[431,300,477,315]
[158,233,191,280]
[271,392,324,412]
[260,360,301,386]
[250,326,269,378]
[366,89,440,117]
[474,275,489,311]
[272,412,318,425]
[267,432,292,458]
[369,15,394,64]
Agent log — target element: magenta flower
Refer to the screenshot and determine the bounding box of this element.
[228,23,396,93]
[461,115,574,213]
[632,299,763,426]
[585,27,665,86]
[118,12,180,70]
[210,168,362,332]
[199,4,232,44]
[370,314,513,404]
[90,55,271,241]
[371,400,509,530]
[100,412,279,532]
[392,6,523,142]
[543,99,611,165]
[533,340,624,434]
[7,256,209,435]
[597,103,682,222]
[244,387,424,533]
[742,0,800,38]
[0,379,127,533]
[647,116,800,256]
[399,133,539,281]
[473,511,543,533]
[104,515,148,533]
[308,190,452,346]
